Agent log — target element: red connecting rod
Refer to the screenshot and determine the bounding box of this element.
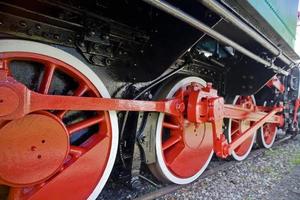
[0,73,284,159]
[0,77,184,120]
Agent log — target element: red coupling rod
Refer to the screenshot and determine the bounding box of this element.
[0,77,185,120]
[227,107,283,154]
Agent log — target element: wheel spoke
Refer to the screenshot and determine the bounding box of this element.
[67,115,104,135]
[163,122,180,130]
[69,146,87,158]
[231,127,240,135]
[232,119,240,124]
[56,110,68,120]
[55,84,89,119]
[0,42,116,199]
[1,59,8,70]
[165,145,185,167]
[162,134,182,151]
[39,63,55,94]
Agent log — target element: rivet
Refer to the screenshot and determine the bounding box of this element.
[36,24,41,30]
[19,21,27,28]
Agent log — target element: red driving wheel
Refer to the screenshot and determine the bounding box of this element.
[0,40,118,200]
[257,123,277,148]
[225,96,256,161]
[148,77,213,184]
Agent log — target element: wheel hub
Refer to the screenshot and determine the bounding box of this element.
[0,112,69,186]
[183,121,206,149]
[149,77,213,184]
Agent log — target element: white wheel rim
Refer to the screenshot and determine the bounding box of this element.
[0,39,119,199]
[155,77,213,184]
[227,95,256,161]
[259,126,277,148]
[258,101,277,149]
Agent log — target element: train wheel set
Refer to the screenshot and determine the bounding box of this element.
[0,40,119,199]
[0,0,300,199]
[0,39,290,199]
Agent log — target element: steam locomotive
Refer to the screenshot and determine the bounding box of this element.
[0,0,299,199]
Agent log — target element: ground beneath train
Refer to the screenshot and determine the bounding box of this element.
[266,165,300,200]
[159,135,300,200]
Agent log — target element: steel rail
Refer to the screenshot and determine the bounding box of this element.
[199,0,296,68]
[143,0,289,75]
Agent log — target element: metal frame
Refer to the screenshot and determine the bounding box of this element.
[199,0,296,68]
[142,0,289,75]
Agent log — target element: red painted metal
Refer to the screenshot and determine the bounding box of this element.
[261,123,277,145]
[160,83,213,178]
[0,77,184,120]
[185,84,283,158]
[0,71,283,159]
[293,98,300,128]
[0,52,113,200]
[266,75,285,93]
[228,107,281,150]
[226,96,256,158]
[24,137,111,200]
[0,51,285,196]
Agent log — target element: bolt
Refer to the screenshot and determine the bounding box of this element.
[54,34,60,40]
[19,21,27,28]
[89,31,95,36]
[176,102,185,112]
[105,58,111,66]
[31,146,37,151]
[36,24,41,30]
[79,42,85,47]
[0,21,2,26]
[67,38,73,43]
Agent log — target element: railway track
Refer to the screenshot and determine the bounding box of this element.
[134,134,293,200]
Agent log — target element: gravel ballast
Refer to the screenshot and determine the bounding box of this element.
[160,136,300,200]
